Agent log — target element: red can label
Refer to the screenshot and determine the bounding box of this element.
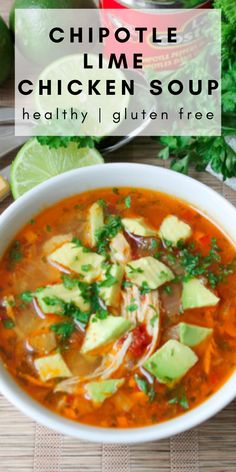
[100,0,212,71]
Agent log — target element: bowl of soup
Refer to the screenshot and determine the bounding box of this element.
[0,163,235,443]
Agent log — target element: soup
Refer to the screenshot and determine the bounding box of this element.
[0,187,236,428]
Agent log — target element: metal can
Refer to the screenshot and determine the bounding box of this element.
[100,0,212,71]
[100,0,212,9]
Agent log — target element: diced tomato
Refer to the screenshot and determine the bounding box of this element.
[129,324,151,358]
[66,394,75,406]
[199,235,211,246]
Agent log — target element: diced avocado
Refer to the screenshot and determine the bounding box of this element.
[85,378,124,404]
[48,242,105,283]
[88,202,104,247]
[99,264,124,307]
[110,232,131,265]
[182,278,220,310]
[35,283,90,314]
[144,339,198,384]
[122,217,158,237]
[34,353,72,382]
[81,315,131,354]
[158,215,192,246]
[125,256,174,289]
[178,322,213,347]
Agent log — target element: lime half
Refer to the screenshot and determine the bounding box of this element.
[10,138,104,199]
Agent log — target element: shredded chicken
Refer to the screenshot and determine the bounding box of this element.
[42,234,72,256]
[121,286,161,366]
[54,333,133,394]
[121,285,144,324]
[138,290,160,365]
[110,232,132,265]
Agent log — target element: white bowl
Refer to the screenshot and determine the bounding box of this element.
[0,163,235,443]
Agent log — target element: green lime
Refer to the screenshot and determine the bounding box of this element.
[9,0,94,64]
[36,54,130,136]
[0,16,14,85]
[9,0,87,32]
[10,138,104,199]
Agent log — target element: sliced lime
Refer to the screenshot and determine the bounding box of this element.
[10,138,104,199]
[36,54,130,136]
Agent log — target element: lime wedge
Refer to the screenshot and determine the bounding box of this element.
[36,54,130,136]
[10,138,104,199]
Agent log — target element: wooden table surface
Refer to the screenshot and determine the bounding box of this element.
[0,1,236,472]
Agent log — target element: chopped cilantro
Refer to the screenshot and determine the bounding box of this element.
[97,199,106,208]
[3,318,15,329]
[127,303,138,312]
[81,264,92,272]
[9,241,23,263]
[134,374,156,402]
[50,321,75,339]
[20,291,34,303]
[127,264,144,274]
[150,314,158,327]
[151,239,158,249]
[95,215,122,256]
[164,285,173,295]
[71,236,83,247]
[168,386,189,410]
[61,274,77,290]
[124,195,132,208]
[122,280,133,289]
[140,281,151,295]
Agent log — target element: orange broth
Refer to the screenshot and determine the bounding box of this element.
[0,187,236,428]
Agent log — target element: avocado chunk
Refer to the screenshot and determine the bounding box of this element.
[159,215,192,246]
[81,315,131,354]
[125,256,174,289]
[48,242,105,283]
[85,378,124,404]
[122,217,158,237]
[88,202,104,247]
[99,264,124,307]
[178,322,213,347]
[143,339,198,383]
[34,353,72,382]
[182,278,220,310]
[35,283,90,314]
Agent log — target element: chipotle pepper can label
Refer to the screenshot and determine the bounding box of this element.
[100,0,212,71]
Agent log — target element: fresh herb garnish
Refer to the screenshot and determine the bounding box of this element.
[122,280,133,289]
[124,195,132,208]
[95,215,122,256]
[81,264,92,272]
[97,199,106,208]
[3,318,15,329]
[134,374,156,402]
[164,285,173,294]
[50,321,75,339]
[61,274,78,290]
[9,241,23,263]
[127,303,138,312]
[140,281,151,295]
[168,388,189,410]
[127,264,144,274]
[37,135,101,150]
[20,291,34,303]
